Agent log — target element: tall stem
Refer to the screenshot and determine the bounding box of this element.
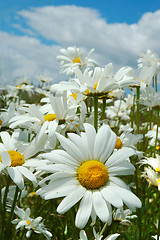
[136,86,140,135]
[99,222,108,238]
[5,186,19,240]
[94,95,98,132]
[1,176,11,239]
[155,74,158,92]
[136,86,142,240]
[157,191,160,240]
[154,109,159,157]
[100,98,106,120]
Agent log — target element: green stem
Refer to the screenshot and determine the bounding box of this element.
[5,186,19,240]
[99,222,108,238]
[94,95,99,132]
[100,98,106,120]
[157,191,160,240]
[136,86,140,135]
[155,74,158,92]
[135,86,142,240]
[131,95,136,129]
[154,109,159,157]
[1,176,11,238]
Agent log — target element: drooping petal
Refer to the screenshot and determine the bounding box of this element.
[93,190,111,223]
[1,151,11,167]
[16,166,37,186]
[7,167,24,190]
[75,190,92,229]
[57,186,86,214]
[100,185,123,208]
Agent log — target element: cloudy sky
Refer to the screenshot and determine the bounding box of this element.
[0,0,160,86]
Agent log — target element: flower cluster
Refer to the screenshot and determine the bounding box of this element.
[0,46,160,239]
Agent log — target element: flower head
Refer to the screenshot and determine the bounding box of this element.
[37,123,141,229]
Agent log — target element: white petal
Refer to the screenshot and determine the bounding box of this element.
[115,187,141,211]
[93,190,111,223]
[56,133,85,162]
[67,133,89,160]
[108,162,135,176]
[105,233,120,240]
[44,184,78,200]
[0,132,15,150]
[37,177,76,197]
[37,163,75,173]
[94,125,116,162]
[7,167,24,190]
[106,147,135,168]
[42,150,79,166]
[100,130,117,161]
[1,151,11,167]
[57,186,86,214]
[16,166,37,186]
[79,230,88,240]
[83,123,96,159]
[75,190,92,229]
[101,185,123,208]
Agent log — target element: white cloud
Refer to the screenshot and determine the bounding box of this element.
[0,5,160,85]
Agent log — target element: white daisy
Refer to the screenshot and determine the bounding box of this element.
[142,167,160,190]
[79,229,120,240]
[0,129,47,190]
[138,49,160,85]
[113,208,137,224]
[140,85,160,109]
[9,92,77,147]
[37,123,141,229]
[12,207,52,239]
[140,155,160,173]
[57,46,97,76]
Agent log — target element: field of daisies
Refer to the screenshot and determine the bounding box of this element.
[0,47,160,240]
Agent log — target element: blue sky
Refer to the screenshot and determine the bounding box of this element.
[0,0,160,85]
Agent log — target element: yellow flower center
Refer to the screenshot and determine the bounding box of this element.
[77,160,109,189]
[69,93,77,101]
[26,220,31,226]
[156,167,160,173]
[73,57,81,64]
[156,146,160,150]
[156,179,160,186]
[115,137,123,149]
[93,82,98,91]
[0,150,25,167]
[16,85,22,88]
[44,113,57,122]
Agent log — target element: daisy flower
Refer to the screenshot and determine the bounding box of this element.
[9,92,77,147]
[0,129,47,190]
[37,123,141,229]
[115,130,143,157]
[0,102,16,128]
[113,208,137,224]
[140,155,160,173]
[140,85,160,109]
[12,207,52,239]
[138,49,160,85]
[79,229,120,240]
[145,125,160,146]
[57,46,97,76]
[142,167,160,190]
